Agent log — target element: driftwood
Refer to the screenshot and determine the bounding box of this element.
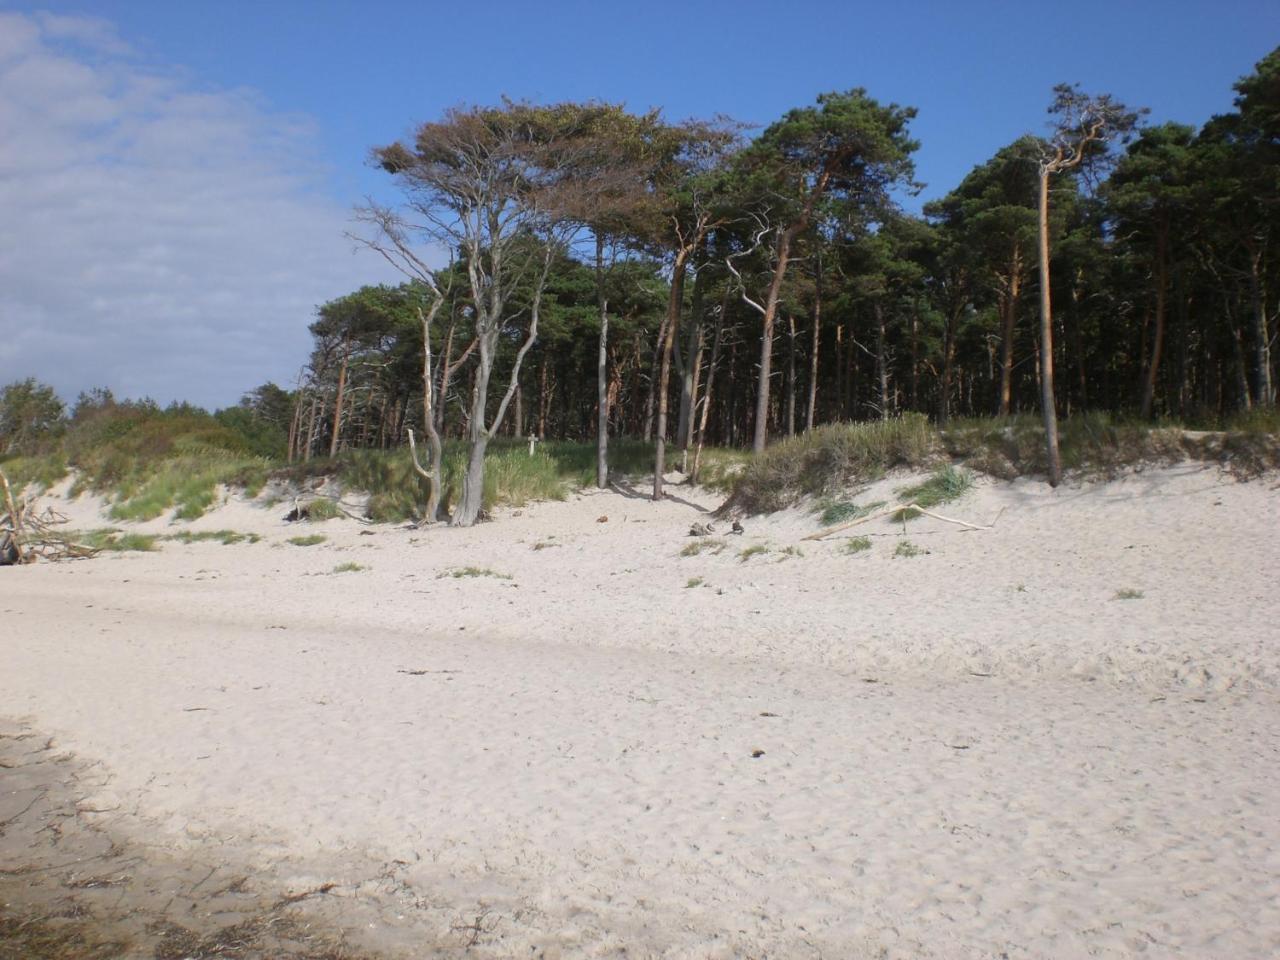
[0,468,98,564]
[801,502,1005,542]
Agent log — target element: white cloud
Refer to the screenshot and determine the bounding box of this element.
[0,11,396,409]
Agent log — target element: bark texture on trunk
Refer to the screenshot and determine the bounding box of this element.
[997,245,1022,416]
[806,257,822,433]
[329,345,350,457]
[653,252,689,500]
[595,236,610,488]
[1037,170,1062,486]
[1140,224,1169,419]
[875,302,889,421]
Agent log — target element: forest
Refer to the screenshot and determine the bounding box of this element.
[3,46,1277,526]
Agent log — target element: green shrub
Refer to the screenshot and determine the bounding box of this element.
[304,498,345,521]
[892,466,974,521]
[727,414,940,514]
[844,536,872,554]
[817,498,886,526]
[71,529,159,552]
[287,534,326,547]
[0,453,68,493]
[165,530,260,545]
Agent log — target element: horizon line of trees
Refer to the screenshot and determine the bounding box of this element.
[4,47,1276,523]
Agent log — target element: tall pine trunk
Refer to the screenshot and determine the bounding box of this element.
[806,258,822,433]
[1140,223,1169,419]
[1037,169,1062,486]
[997,244,1022,416]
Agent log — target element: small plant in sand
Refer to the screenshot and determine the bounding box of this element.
[738,544,769,562]
[845,536,872,554]
[331,561,366,574]
[893,540,923,558]
[818,499,886,526]
[303,498,345,521]
[680,538,726,557]
[166,529,261,545]
[892,466,974,521]
[531,539,559,551]
[1113,588,1144,600]
[439,566,511,580]
[72,528,159,552]
[287,534,326,547]
[685,576,704,588]
[779,545,804,558]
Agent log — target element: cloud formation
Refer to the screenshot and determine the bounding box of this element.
[0,11,395,409]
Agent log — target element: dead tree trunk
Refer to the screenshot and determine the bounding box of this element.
[329,343,351,457]
[806,257,822,433]
[595,235,610,488]
[653,250,689,500]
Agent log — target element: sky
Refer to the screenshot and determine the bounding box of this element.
[1,1,1276,410]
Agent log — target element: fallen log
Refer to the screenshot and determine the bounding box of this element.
[0,467,99,563]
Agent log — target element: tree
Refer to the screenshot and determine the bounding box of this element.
[1104,123,1197,418]
[927,137,1041,415]
[1036,85,1142,485]
[372,101,610,526]
[641,118,740,499]
[0,379,64,456]
[732,89,919,452]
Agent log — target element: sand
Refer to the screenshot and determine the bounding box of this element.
[2,464,1279,957]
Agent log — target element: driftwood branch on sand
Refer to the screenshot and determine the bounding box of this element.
[0,467,99,564]
[801,503,1005,542]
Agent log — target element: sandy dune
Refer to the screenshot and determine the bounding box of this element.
[2,464,1279,957]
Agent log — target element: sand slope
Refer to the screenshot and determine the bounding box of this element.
[2,464,1279,957]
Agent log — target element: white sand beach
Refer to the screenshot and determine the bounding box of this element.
[3,465,1279,958]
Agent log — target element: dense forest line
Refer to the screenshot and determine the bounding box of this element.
[3,47,1276,525]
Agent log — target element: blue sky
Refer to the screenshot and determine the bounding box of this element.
[1,1,1277,408]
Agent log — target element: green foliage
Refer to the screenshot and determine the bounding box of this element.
[737,89,919,226]
[0,453,68,493]
[332,562,366,574]
[1114,588,1145,600]
[73,529,158,552]
[685,577,704,588]
[304,498,345,521]
[0,379,65,457]
[940,413,1280,478]
[893,540,922,558]
[692,449,752,492]
[817,498,886,526]
[727,413,940,514]
[892,466,974,520]
[165,530,260,545]
[844,536,872,554]
[680,538,726,557]
[287,534,326,546]
[738,544,769,561]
